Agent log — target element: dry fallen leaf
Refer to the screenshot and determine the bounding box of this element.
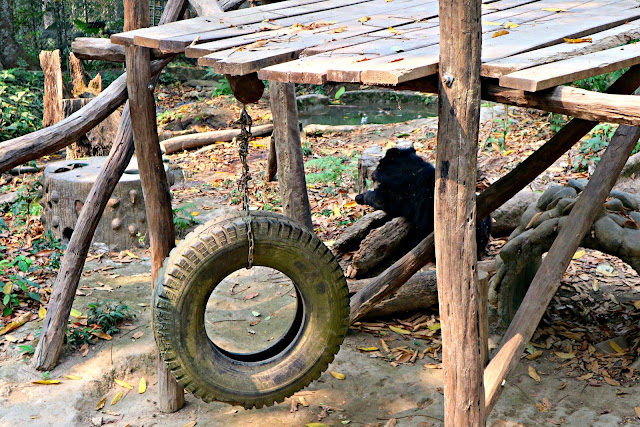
[133,331,144,340]
[64,375,82,380]
[492,30,509,38]
[32,380,61,385]
[609,340,626,354]
[330,371,346,380]
[0,311,31,336]
[634,407,640,419]
[139,377,147,394]
[358,16,371,23]
[358,346,379,352]
[181,421,197,427]
[528,365,541,383]
[542,7,568,11]
[504,22,519,29]
[111,391,123,406]
[92,330,112,340]
[115,379,134,390]
[482,21,503,26]
[564,37,592,43]
[526,350,543,360]
[573,249,586,259]
[96,396,107,410]
[389,325,411,335]
[554,351,575,359]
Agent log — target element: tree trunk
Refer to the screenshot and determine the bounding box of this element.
[0,0,24,69]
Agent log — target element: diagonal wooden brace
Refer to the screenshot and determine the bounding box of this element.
[483,123,640,414]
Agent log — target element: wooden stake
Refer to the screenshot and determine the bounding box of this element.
[269,81,313,230]
[483,124,640,414]
[436,0,485,424]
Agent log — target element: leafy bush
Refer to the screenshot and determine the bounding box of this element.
[574,123,617,171]
[305,155,359,186]
[87,299,133,336]
[0,69,44,140]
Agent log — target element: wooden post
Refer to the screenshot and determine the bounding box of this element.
[435,0,484,424]
[269,81,313,230]
[349,66,640,323]
[125,0,184,412]
[483,124,640,414]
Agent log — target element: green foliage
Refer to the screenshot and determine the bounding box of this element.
[302,142,313,157]
[173,203,201,230]
[0,256,41,317]
[18,344,35,356]
[574,123,617,171]
[573,68,626,93]
[334,86,346,100]
[305,155,359,186]
[66,326,93,348]
[3,181,43,228]
[485,116,513,151]
[0,69,44,140]
[213,78,233,97]
[87,299,133,336]
[549,114,568,132]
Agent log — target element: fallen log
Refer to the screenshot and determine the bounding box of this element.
[72,37,127,62]
[0,59,169,175]
[160,123,273,153]
[332,210,387,257]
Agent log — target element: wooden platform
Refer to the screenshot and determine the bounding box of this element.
[112,0,640,91]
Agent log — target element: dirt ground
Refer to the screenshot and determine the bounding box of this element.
[1,253,640,427]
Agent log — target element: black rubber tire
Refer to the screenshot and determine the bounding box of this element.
[153,210,350,408]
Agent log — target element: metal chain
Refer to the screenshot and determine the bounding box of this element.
[237,105,254,268]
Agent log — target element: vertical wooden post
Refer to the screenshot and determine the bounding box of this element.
[124,0,184,412]
[435,0,485,425]
[483,124,640,414]
[269,81,313,230]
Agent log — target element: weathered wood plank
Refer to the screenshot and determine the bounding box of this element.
[72,37,127,62]
[188,0,223,16]
[500,43,640,91]
[113,0,376,48]
[483,19,640,77]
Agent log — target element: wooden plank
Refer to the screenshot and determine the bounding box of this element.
[359,9,640,84]
[484,124,640,415]
[499,43,640,91]
[188,0,223,15]
[188,0,431,58]
[483,19,640,77]
[113,0,377,47]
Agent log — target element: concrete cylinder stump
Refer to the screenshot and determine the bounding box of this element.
[41,157,169,251]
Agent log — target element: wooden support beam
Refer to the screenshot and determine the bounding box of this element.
[32,104,135,371]
[435,0,485,424]
[72,37,127,62]
[350,64,640,324]
[269,81,313,230]
[188,0,223,16]
[483,123,640,414]
[160,123,273,153]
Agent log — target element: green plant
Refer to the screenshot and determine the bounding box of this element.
[173,203,201,230]
[18,344,35,356]
[87,299,133,336]
[305,155,359,186]
[574,123,617,171]
[334,86,346,101]
[302,142,313,156]
[549,113,568,132]
[41,371,51,381]
[213,78,233,97]
[66,326,93,348]
[573,68,626,93]
[0,69,45,140]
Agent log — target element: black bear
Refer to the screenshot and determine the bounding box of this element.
[355,147,491,252]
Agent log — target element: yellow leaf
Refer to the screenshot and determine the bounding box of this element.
[572,250,586,259]
[139,377,147,394]
[64,375,82,380]
[344,200,358,208]
[124,250,139,259]
[92,330,112,340]
[70,308,82,318]
[502,150,514,155]
[3,282,12,295]
[306,424,330,427]
[333,205,341,217]
[525,350,543,360]
[634,407,640,418]
[329,26,348,34]
[32,379,61,385]
[492,30,509,38]
[0,311,31,336]
[96,396,107,410]
[330,371,346,380]
[427,323,441,331]
[358,16,371,23]
[528,366,541,382]
[564,37,592,44]
[504,22,519,29]
[609,340,625,354]
[389,325,411,335]
[38,306,47,319]
[357,346,379,352]
[181,422,196,427]
[190,211,200,216]
[111,391,123,405]
[115,379,134,390]
[4,334,17,343]
[542,7,568,11]
[482,21,503,26]
[633,300,640,310]
[554,351,575,359]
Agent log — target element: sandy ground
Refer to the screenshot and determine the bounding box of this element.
[1,250,639,427]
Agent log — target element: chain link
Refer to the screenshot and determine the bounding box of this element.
[237,105,255,268]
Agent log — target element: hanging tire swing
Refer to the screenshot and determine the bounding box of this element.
[153,104,350,409]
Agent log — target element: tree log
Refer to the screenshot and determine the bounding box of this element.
[40,50,65,127]
[72,37,127,62]
[332,210,387,257]
[348,217,412,278]
[484,124,640,414]
[266,133,277,181]
[160,123,273,153]
[188,0,223,16]
[350,65,640,324]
